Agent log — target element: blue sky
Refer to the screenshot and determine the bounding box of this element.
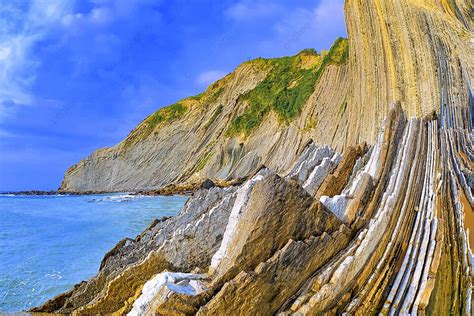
[0,0,346,191]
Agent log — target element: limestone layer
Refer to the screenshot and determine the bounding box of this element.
[344,0,473,145]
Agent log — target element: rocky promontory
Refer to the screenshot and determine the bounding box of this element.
[34,101,473,314]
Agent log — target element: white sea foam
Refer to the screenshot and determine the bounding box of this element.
[88,194,142,203]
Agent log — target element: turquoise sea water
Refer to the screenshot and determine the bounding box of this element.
[0,193,188,312]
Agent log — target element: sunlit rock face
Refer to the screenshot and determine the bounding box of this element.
[33,0,474,314]
[345,0,473,145]
[59,0,473,194]
[34,102,473,315]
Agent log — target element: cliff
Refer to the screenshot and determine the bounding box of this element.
[59,0,473,193]
[34,0,474,315]
[345,0,473,144]
[35,101,473,314]
[60,39,351,192]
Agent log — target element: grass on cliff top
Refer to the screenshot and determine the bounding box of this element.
[226,37,349,137]
[122,78,228,149]
[122,102,187,149]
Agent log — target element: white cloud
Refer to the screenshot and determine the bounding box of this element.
[62,7,113,28]
[313,0,346,33]
[0,46,12,59]
[196,70,227,86]
[220,0,346,59]
[0,127,18,139]
[0,0,75,121]
[225,0,283,22]
[88,0,163,19]
[258,0,346,55]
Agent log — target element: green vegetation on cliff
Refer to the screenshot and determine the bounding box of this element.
[326,37,349,64]
[145,102,187,132]
[227,37,349,137]
[121,39,349,147]
[122,102,188,149]
[122,77,228,149]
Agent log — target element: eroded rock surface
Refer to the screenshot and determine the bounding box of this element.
[32,0,474,315]
[34,101,474,315]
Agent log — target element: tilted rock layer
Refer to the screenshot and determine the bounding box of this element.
[34,0,474,315]
[35,102,473,315]
[59,0,473,193]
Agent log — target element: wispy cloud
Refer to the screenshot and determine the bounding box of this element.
[312,0,346,35]
[272,0,346,51]
[196,70,227,86]
[0,0,74,120]
[0,127,18,139]
[225,0,283,22]
[232,0,346,56]
[61,7,113,28]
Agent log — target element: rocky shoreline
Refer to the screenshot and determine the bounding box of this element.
[31,103,474,314]
[135,179,244,196]
[28,0,474,314]
[2,180,241,197]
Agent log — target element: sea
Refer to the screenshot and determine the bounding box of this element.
[0,193,188,313]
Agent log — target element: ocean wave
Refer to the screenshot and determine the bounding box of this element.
[0,193,70,197]
[88,194,141,203]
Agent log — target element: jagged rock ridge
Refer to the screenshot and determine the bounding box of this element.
[34,102,473,314]
[33,0,474,315]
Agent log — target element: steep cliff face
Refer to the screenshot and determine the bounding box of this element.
[60,0,472,193]
[344,0,473,145]
[60,41,351,192]
[34,102,473,315]
[36,0,474,315]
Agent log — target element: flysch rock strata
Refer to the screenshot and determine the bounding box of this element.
[32,0,474,314]
[58,0,473,193]
[33,101,474,315]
